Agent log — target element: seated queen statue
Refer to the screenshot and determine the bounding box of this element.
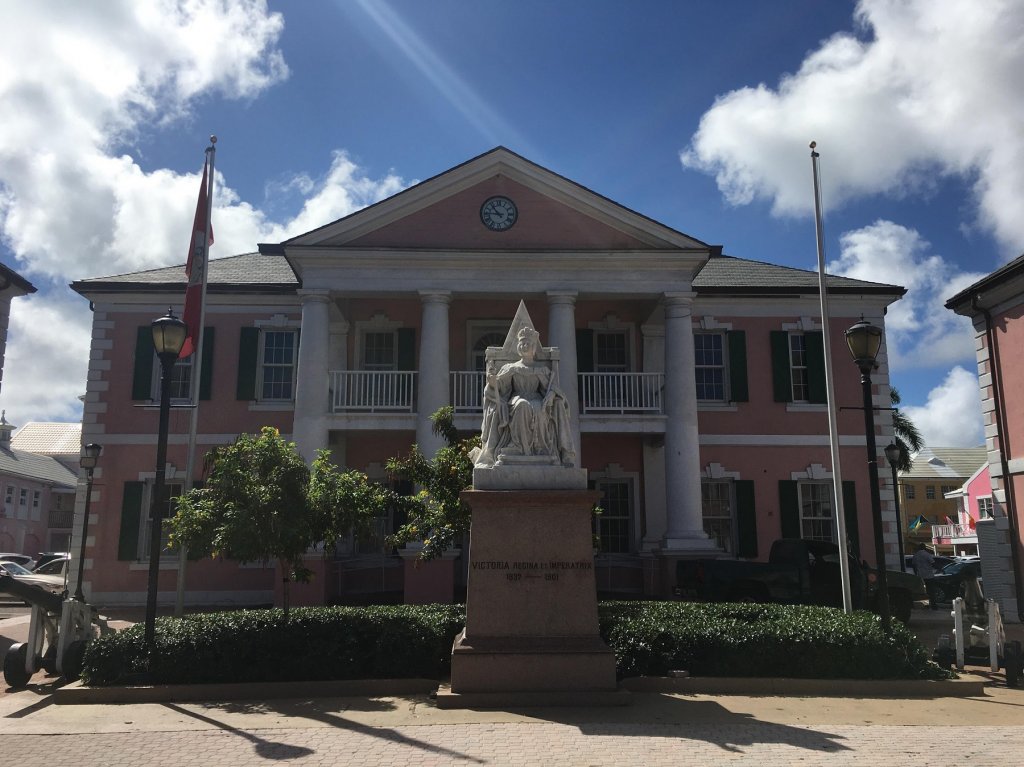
[475,314,576,471]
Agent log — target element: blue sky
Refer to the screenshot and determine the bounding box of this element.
[2,0,1021,447]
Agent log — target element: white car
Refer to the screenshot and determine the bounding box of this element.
[1,556,68,594]
[0,553,37,570]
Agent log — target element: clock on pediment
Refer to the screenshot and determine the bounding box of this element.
[480,196,518,232]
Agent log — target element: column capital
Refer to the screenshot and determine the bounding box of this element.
[418,290,452,305]
[297,289,332,305]
[547,290,578,305]
[663,292,696,318]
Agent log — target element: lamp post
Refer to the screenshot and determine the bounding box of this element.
[884,442,907,572]
[144,309,187,650]
[845,318,890,630]
[74,443,102,601]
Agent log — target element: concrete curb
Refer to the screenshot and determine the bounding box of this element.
[53,678,438,705]
[621,673,988,697]
[53,672,987,705]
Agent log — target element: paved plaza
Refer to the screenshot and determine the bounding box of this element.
[3,606,1023,765]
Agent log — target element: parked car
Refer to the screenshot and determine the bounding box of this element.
[0,561,33,578]
[0,553,36,570]
[1,555,70,596]
[33,552,69,570]
[676,538,927,624]
[906,553,955,575]
[931,560,984,605]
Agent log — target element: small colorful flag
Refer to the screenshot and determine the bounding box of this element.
[180,157,213,359]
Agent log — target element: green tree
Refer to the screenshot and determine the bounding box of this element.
[168,427,390,616]
[891,387,923,472]
[385,407,478,561]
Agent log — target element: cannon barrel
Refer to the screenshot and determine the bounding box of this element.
[0,574,64,614]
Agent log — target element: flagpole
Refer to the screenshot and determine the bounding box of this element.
[810,141,854,614]
[175,135,216,617]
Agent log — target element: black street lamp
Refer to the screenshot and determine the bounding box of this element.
[144,309,187,650]
[845,318,891,630]
[74,443,102,601]
[884,442,907,572]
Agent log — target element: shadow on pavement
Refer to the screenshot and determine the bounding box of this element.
[165,703,315,761]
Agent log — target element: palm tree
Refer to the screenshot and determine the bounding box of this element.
[890,387,923,472]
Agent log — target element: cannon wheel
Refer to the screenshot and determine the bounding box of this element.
[3,642,31,689]
[61,640,87,683]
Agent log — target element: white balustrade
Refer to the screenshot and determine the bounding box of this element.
[578,372,665,414]
[330,370,416,413]
[450,371,485,412]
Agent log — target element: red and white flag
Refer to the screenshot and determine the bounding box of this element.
[180,158,213,359]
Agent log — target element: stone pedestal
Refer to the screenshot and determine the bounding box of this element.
[437,489,626,708]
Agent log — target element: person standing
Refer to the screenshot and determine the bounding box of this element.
[912,543,940,610]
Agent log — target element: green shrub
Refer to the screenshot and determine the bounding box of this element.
[598,601,950,680]
[81,604,465,686]
[80,601,947,686]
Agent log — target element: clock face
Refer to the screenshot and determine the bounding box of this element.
[480,196,518,232]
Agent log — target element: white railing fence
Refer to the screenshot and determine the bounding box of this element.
[578,372,664,414]
[330,370,416,413]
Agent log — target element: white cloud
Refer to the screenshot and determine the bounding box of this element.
[0,2,409,423]
[828,220,984,369]
[681,0,1024,254]
[903,366,984,448]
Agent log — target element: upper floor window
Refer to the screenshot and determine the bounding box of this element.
[977,496,993,519]
[926,485,936,500]
[905,484,916,500]
[259,330,298,400]
[941,485,956,495]
[771,329,825,404]
[32,491,40,508]
[694,333,726,401]
[153,355,193,401]
[362,331,397,371]
[594,330,629,373]
[133,325,214,403]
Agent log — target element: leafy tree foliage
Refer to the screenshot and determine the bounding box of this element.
[167,427,392,615]
[385,407,478,561]
[890,387,923,472]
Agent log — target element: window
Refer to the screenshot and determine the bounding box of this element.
[470,328,506,371]
[139,482,183,560]
[694,333,726,401]
[32,490,40,508]
[926,485,936,500]
[799,482,834,542]
[941,485,956,495]
[153,355,193,401]
[702,480,733,553]
[362,331,397,371]
[905,485,916,500]
[259,330,298,400]
[594,331,629,373]
[594,479,632,554]
[789,334,810,402]
[977,496,993,519]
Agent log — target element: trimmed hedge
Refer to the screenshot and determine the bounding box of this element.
[80,601,948,686]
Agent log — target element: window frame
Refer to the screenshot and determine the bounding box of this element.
[701,479,735,553]
[137,481,184,562]
[789,333,811,403]
[151,354,194,402]
[694,331,728,402]
[593,476,635,555]
[798,481,835,543]
[257,328,299,402]
[977,496,994,519]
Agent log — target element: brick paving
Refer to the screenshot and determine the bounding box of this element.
[2,722,1023,766]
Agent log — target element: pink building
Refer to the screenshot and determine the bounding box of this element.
[939,461,992,557]
[69,148,906,607]
[947,254,1024,622]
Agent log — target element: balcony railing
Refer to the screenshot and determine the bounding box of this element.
[932,523,977,541]
[329,370,666,416]
[330,371,416,413]
[579,372,664,414]
[48,509,74,529]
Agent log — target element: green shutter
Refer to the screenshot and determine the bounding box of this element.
[236,327,260,400]
[735,479,758,558]
[842,480,861,559]
[118,481,144,561]
[131,326,155,401]
[396,328,416,371]
[805,331,827,404]
[199,327,215,400]
[576,329,594,373]
[727,330,748,402]
[779,480,801,539]
[770,331,792,403]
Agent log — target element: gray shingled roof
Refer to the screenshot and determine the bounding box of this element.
[71,251,904,296]
[694,255,904,295]
[70,253,298,294]
[0,446,78,487]
[902,447,988,480]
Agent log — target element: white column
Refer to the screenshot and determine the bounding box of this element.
[416,290,451,457]
[293,290,331,462]
[547,290,581,462]
[662,292,710,549]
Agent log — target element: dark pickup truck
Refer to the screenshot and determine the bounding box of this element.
[676,538,927,623]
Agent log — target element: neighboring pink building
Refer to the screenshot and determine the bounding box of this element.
[948,254,1024,622]
[939,462,992,556]
[69,148,907,607]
